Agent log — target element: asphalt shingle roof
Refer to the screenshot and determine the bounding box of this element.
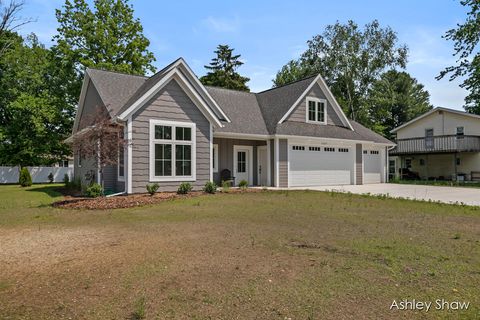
[84,65,393,145]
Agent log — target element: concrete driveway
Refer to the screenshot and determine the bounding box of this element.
[289,183,480,206]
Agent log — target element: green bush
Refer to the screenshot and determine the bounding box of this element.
[63,173,70,185]
[221,180,231,193]
[85,183,103,198]
[19,167,32,187]
[203,181,217,194]
[146,183,160,196]
[238,179,248,189]
[177,182,193,194]
[48,172,54,183]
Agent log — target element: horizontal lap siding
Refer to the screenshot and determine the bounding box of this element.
[356,144,363,185]
[287,84,343,126]
[131,79,211,193]
[279,139,288,187]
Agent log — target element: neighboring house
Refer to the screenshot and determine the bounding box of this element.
[69,58,393,194]
[390,107,480,181]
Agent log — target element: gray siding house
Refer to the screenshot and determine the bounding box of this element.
[70,58,393,193]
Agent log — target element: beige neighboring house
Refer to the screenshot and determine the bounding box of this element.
[390,107,480,181]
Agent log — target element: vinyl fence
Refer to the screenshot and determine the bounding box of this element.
[0,166,73,184]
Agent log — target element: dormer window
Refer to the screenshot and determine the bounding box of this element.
[306,97,326,124]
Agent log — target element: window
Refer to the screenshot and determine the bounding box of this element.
[456,126,464,139]
[363,150,368,154]
[58,160,69,167]
[425,128,434,149]
[306,98,327,124]
[213,144,218,173]
[370,150,379,155]
[292,145,305,151]
[456,157,461,166]
[324,147,335,152]
[405,158,412,169]
[150,120,196,182]
[419,159,425,166]
[309,146,321,151]
[338,148,349,153]
[237,151,246,173]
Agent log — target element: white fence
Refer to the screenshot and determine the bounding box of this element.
[0,166,73,184]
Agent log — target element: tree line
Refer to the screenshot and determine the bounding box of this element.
[0,0,478,167]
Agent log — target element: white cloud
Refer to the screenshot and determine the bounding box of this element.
[201,16,241,33]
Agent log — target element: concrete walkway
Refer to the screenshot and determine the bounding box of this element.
[287,183,480,206]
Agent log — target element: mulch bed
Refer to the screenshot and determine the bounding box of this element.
[52,188,262,210]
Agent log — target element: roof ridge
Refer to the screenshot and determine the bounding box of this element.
[205,85,256,95]
[87,67,148,79]
[257,74,318,94]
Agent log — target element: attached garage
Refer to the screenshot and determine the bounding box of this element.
[363,149,382,184]
[288,144,354,187]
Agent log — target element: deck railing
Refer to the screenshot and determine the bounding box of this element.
[390,135,480,155]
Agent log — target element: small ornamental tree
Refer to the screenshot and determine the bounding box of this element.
[18,167,32,187]
[71,108,127,189]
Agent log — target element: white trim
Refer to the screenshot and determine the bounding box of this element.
[149,119,196,182]
[391,107,480,133]
[277,75,354,130]
[233,145,253,186]
[210,124,214,180]
[72,72,92,134]
[213,144,219,174]
[305,97,327,124]
[257,145,268,186]
[275,138,279,187]
[117,63,226,127]
[213,132,270,140]
[275,134,395,146]
[127,118,133,193]
[96,139,101,184]
[266,139,271,186]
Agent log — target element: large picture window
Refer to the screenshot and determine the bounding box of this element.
[150,120,196,182]
[306,98,327,124]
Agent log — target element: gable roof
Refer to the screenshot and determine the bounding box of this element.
[77,58,392,145]
[391,107,480,133]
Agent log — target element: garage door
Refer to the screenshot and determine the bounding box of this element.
[289,145,353,187]
[363,149,381,184]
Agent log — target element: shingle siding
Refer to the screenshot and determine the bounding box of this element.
[286,83,344,126]
[130,79,211,193]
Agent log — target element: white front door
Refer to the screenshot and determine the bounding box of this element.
[233,145,253,186]
[257,146,268,186]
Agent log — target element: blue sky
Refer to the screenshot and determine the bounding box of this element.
[21,0,468,110]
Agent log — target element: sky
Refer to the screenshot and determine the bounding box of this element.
[20,0,469,110]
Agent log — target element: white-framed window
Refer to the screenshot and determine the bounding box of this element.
[118,130,125,181]
[306,97,327,124]
[324,147,335,152]
[149,119,196,182]
[456,126,464,138]
[309,146,321,151]
[213,144,218,173]
[338,148,349,153]
[292,145,305,151]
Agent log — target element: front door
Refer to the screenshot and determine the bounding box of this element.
[233,146,252,186]
[257,146,268,186]
[425,128,434,150]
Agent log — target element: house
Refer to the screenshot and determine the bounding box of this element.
[390,107,480,181]
[70,58,393,193]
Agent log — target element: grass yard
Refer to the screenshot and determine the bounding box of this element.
[0,184,479,319]
[390,179,480,189]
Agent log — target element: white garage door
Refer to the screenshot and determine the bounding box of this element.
[363,149,381,184]
[289,145,353,187]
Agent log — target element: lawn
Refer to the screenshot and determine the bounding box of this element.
[0,184,479,319]
[390,179,480,188]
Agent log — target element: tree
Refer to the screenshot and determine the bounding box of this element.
[54,0,156,98]
[71,109,126,187]
[437,0,480,114]
[200,44,250,91]
[274,20,408,124]
[0,34,75,166]
[0,0,32,54]
[368,70,432,138]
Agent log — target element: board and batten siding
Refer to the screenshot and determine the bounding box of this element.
[130,79,211,193]
[278,139,288,187]
[286,83,343,126]
[212,138,266,185]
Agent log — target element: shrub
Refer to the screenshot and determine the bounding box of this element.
[146,183,160,196]
[85,183,103,198]
[221,180,230,193]
[177,182,193,194]
[19,167,32,187]
[239,179,248,189]
[48,172,54,183]
[203,181,217,194]
[63,173,70,185]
